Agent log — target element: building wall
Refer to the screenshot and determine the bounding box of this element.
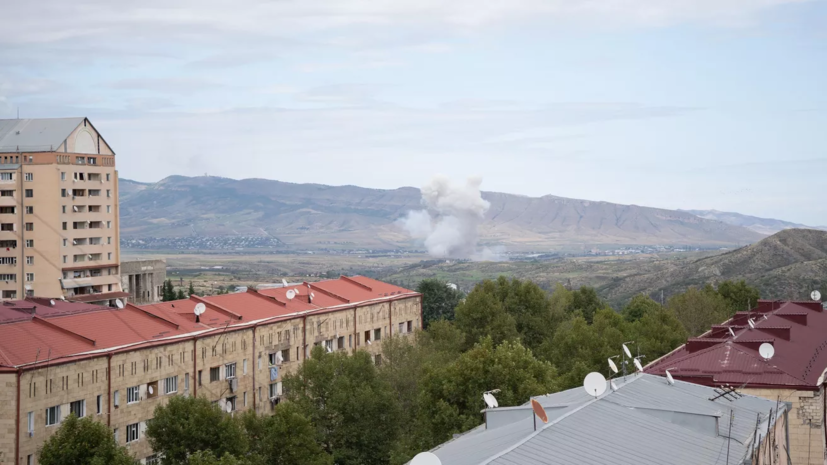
[120,260,166,304]
[741,386,825,465]
[0,373,17,464]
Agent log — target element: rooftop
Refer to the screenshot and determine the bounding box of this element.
[0,117,85,153]
[645,300,827,389]
[427,373,785,465]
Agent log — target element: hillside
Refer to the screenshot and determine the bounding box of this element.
[118,176,764,251]
[683,209,825,236]
[600,228,827,302]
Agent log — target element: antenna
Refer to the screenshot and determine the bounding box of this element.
[115,299,124,309]
[759,343,775,361]
[728,327,736,337]
[812,290,822,302]
[286,289,295,300]
[608,357,618,374]
[410,452,442,465]
[665,370,675,385]
[583,372,607,398]
[748,318,755,330]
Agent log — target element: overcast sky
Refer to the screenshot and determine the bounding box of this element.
[1,0,825,225]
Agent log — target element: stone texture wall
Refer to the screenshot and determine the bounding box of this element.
[0,373,17,464]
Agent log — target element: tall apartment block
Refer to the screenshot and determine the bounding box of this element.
[0,117,125,304]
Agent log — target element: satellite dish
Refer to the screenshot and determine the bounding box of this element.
[49,299,55,306]
[447,283,458,291]
[286,290,295,300]
[226,403,233,413]
[148,386,154,395]
[728,327,735,337]
[482,392,497,409]
[366,339,372,345]
[531,399,548,424]
[115,299,124,309]
[812,290,822,302]
[622,344,632,359]
[610,380,618,391]
[410,452,442,465]
[748,319,755,330]
[282,279,288,287]
[326,345,333,353]
[608,358,618,374]
[275,351,284,364]
[633,358,644,372]
[665,370,675,385]
[294,288,301,294]
[583,372,607,397]
[310,292,315,301]
[759,343,775,360]
[194,303,206,315]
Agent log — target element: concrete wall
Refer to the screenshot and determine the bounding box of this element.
[0,373,17,464]
[121,259,166,304]
[741,386,825,465]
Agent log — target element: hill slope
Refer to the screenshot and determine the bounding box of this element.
[600,228,827,302]
[683,209,825,236]
[118,176,764,251]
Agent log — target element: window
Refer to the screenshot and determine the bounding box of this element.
[27,411,34,435]
[70,400,85,418]
[26,239,33,248]
[0,190,13,197]
[375,354,382,365]
[107,237,111,245]
[185,373,190,391]
[61,188,66,197]
[147,380,158,398]
[62,256,67,264]
[108,252,112,260]
[226,396,237,412]
[244,391,247,407]
[25,273,34,282]
[46,405,60,426]
[24,189,33,198]
[225,363,236,379]
[96,395,102,414]
[106,173,111,182]
[127,386,140,404]
[374,328,382,341]
[113,390,120,407]
[0,257,16,265]
[76,157,85,165]
[27,456,32,465]
[88,157,97,165]
[113,428,119,443]
[407,320,413,333]
[106,189,111,198]
[24,173,33,181]
[338,336,345,349]
[107,205,111,213]
[0,206,14,214]
[24,222,33,231]
[399,322,404,334]
[61,172,66,181]
[25,206,33,214]
[106,221,111,229]
[269,382,281,398]
[0,274,16,281]
[210,367,220,382]
[62,222,67,231]
[364,330,371,343]
[164,376,178,394]
[126,423,139,443]
[146,455,160,465]
[243,359,248,375]
[198,370,203,386]
[0,173,12,181]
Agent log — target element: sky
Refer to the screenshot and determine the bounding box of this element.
[1,0,825,225]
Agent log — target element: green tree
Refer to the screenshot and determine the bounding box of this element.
[417,337,558,446]
[176,288,187,300]
[241,403,332,465]
[188,281,196,297]
[284,347,400,465]
[454,280,518,350]
[145,395,248,465]
[568,286,608,324]
[416,279,464,327]
[667,286,731,337]
[632,307,688,361]
[622,294,662,322]
[185,451,249,465]
[493,277,561,351]
[716,280,760,314]
[38,414,135,465]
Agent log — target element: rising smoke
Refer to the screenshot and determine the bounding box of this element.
[400,175,503,260]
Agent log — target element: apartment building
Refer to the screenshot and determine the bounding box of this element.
[0,276,421,464]
[0,117,123,304]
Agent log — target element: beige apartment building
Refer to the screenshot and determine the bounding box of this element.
[0,277,422,465]
[0,117,124,304]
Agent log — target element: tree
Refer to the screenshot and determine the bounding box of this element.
[454,280,518,350]
[716,280,760,314]
[241,403,332,465]
[185,451,249,465]
[667,286,731,337]
[188,281,196,297]
[492,277,561,351]
[284,347,401,465]
[416,279,464,327]
[176,288,186,300]
[145,395,248,465]
[568,286,608,324]
[38,414,135,465]
[632,307,688,361]
[622,294,662,322]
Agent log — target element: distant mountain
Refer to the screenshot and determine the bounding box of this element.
[117,176,764,251]
[600,228,827,302]
[682,209,826,236]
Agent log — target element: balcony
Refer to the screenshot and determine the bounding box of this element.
[61,275,121,289]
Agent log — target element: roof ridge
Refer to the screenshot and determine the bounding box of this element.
[724,343,807,385]
[191,295,243,321]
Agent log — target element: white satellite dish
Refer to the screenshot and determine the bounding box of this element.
[286,289,296,300]
[748,319,756,330]
[759,343,775,360]
[447,283,458,291]
[583,372,607,397]
[622,344,632,359]
[608,358,618,374]
[294,288,301,294]
[275,351,284,364]
[194,303,206,315]
[728,327,735,337]
[49,299,55,306]
[665,370,675,385]
[326,345,333,353]
[115,299,124,309]
[226,403,233,413]
[410,452,442,465]
[633,358,644,372]
[148,386,154,395]
[482,392,498,409]
[366,339,372,345]
[310,292,315,301]
[282,279,289,287]
[812,290,822,302]
[610,380,618,391]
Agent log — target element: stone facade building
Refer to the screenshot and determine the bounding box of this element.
[0,276,421,465]
[120,259,166,305]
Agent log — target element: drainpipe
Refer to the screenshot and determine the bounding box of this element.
[251,326,256,412]
[107,353,112,427]
[353,307,358,351]
[302,316,306,361]
[193,338,197,398]
[388,301,392,338]
[15,368,21,465]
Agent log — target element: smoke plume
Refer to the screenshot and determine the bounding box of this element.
[400,175,502,260]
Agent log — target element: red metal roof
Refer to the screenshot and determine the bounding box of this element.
[646,300,827,389]
[0,276,416,370]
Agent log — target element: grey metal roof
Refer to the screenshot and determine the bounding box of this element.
[427,374,786,465]
[0,117,84,153]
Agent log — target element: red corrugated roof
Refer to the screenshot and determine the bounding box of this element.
[0,276,415,369]
[646,301,827,389]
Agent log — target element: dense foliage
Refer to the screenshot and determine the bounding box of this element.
[38,415,135,465]
[416,278,465,327]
